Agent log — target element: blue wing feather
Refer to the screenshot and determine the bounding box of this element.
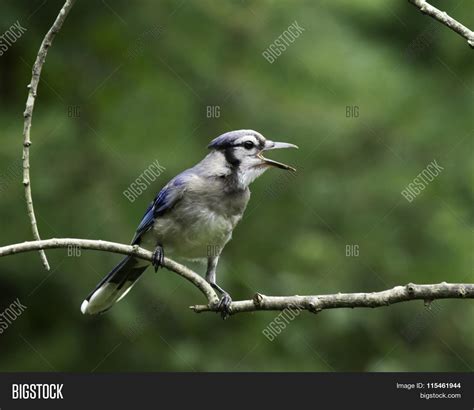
[132,170,191,243]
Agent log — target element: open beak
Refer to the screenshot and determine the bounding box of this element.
[257,140,298,172]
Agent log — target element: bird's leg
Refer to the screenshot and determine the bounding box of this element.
[206,255,232,319]
[152,244,165,272]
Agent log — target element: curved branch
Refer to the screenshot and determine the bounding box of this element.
[0,238,472,316]
[409,0,474,48]
[22,0,76,271]
[0,238,218,306]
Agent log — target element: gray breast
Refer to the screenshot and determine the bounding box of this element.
[147,175,250,260]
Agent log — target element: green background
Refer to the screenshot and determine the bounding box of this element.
[0,0,472,371]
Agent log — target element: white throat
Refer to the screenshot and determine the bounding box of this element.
[237,166,268,189]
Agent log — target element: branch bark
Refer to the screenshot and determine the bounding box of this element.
[191,283,474,315]
[0,238,472,315]
[0,238,219,306]
[22,0,76,271]
[408,0,474,48]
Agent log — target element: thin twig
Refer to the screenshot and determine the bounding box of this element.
[22,0,76,271]
[408,0,474,48]
[0,238,471,315]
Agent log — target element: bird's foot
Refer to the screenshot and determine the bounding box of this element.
[217,292,232,320]
[152,245,165,272]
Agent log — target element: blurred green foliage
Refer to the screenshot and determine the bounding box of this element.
[0,0,472,372]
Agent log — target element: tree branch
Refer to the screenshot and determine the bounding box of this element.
[191,283,474,315]
[0,238,219,306]
[408,0,474,48]
[22,0,76,271]
[0,238,472,316]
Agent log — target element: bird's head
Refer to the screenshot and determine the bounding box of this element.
[208,130,298,187]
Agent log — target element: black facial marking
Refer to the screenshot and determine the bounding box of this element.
[224,147,241,168]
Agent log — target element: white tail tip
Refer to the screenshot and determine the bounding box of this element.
[80,299,89,315]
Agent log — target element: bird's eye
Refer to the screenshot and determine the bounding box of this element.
[243,141,254,150]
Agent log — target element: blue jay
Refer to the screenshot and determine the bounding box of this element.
[81,130,297,317]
